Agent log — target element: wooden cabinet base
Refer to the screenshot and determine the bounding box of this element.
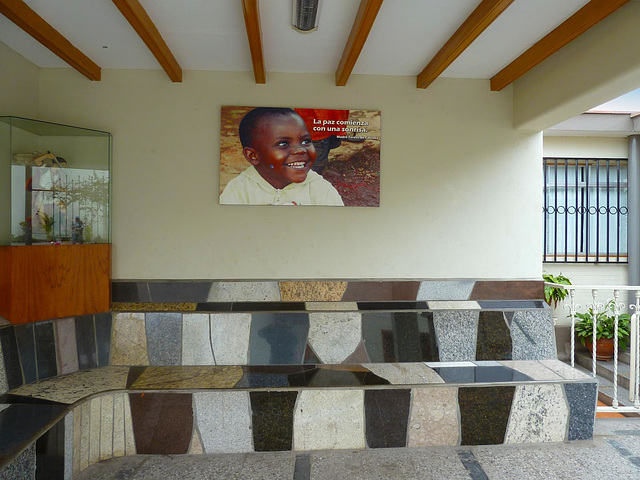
[0,244,111,324]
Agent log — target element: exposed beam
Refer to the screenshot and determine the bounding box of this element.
[491,0,630,91]
[0,0,100,81]
[111,0,182,82]
[241,0,266,84]
[335,0,384,87]
[417,0,515,89]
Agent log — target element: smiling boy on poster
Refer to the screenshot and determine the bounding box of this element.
[220,107,344,206]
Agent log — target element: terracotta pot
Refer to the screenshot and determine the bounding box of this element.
[585,337,615,361]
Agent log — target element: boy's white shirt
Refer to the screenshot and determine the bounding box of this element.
[220,166,344,206]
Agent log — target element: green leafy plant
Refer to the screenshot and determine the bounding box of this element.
[543,273,572,307]
[574,300,631,350]
[39,212,55,241]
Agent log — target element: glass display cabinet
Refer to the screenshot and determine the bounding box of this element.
[0,117,111,324]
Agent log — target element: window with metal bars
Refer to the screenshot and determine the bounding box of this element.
[543,158,628,262]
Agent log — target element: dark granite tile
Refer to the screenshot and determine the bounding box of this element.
[250,391,297,451]
[362,312,438,363]
[357,301,429,310]
[342,281,420,301]
[129,393,193,454]
[74,315,97,370]
[112,281,151,303]
[0,444,35,479]
[288,366,389,387]
[294,454,311,480]
[431,366,532,384]
[194,303,233,312]
[477,301,545,309]
[476,311,512,361]
[343,341,370,363]
[147,282,212,303]
[126,366,148,389]
[35,416,64,480]
[0,405,68,460]
[34,322,57,380]
[14,325,36,384]
[94,312,112,368]
[0,327,23,389]
[232,302,306,312]
[303,344,321,364]
[459,386,515,445]
[145,313,182,366]
[564,382,597,441]
[470,281,544,301]
[365,389,411,448]
[236,365,312,388]
[249,313,310,364]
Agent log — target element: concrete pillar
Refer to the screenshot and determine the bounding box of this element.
[628,136,640,305]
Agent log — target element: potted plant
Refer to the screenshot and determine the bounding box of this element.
[543,273,572,308]
[574,300,631,361]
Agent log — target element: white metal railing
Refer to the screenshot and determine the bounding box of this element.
[546,282,640,413]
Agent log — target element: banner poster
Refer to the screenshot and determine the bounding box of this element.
[219,106,380,207]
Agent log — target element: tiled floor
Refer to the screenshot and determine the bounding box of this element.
[74,418,640,480]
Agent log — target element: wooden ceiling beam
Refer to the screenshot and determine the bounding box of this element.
[491,0,631,91]
[0,0,101,81]
[111,0,182,82]
[335,0,384,87]
[417,0,515,89]
[241,0,266,84]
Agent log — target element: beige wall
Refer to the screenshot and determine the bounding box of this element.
[37,69,542,280]
[543,136,628,159]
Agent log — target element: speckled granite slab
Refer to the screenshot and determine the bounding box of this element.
[127,366,243,390]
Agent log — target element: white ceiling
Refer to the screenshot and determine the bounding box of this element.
[0,0,593,78]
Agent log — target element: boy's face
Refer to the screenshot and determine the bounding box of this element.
[244,114,317,189]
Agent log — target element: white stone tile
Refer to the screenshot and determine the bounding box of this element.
[89,397,101,466]
[124,394,136,455]
[366,363,444,384]
[80,402,91,471]
[433,311,479,362]
[64,412,73,480]
[210,314,251,365]
[194,391,253,453]
[111,313,149,366]
[539,360,594,380]
[500,361,563,381]
[182,314,215,365]
[73,406,82,475]
[208,282,281,301]
[417,281,475,301]
[505,384,568,443]
[305,302,359,311]
[408,387,460,447]
[428,301,481,310]
[425,362,476,368]
[308,312,362,364]
[112,393,126,458]
[293,390,365,450]
[99,395,114,461]
[189,428,204,454]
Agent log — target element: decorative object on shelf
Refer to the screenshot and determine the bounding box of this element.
[543,273,572,308]
[575,300,631,361]
[13,151,67,168]
[71,217,84,244]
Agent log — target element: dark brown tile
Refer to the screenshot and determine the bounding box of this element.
[129,393,193,454]
[469,281,544,301]
[34,322,57,380]
[365,390,411,448]
[342,282,420,301]
[476,312,512,361]
[342,341,370,363]
[250,391,297,451]
[459,386,515,445]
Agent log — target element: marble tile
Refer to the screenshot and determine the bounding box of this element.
[55,318,79,376]
[112,302,197,312]
[145,313,182,366]
[459,386,515,445]
[564,382,597,441]
[308,312,361,364]
[34,321,57,380]
[305,302,358,311]
[194,391,253,453]
[94,313,113,368]
[182,314,214,365]
[14,324,36,384]
[362,312,438,362]
[89,397,101,465]
[428,301,482,310]
[342,281,420,301]
[417,280,475,301]
[75,315,98,370]
[124,394,136,455]
[128,366,243,389]
[539,360,593,380]
[280,281,347,301]
[476,311,512,361]
[0,340,7,394]
[250,391,298,451]
[510,310,556,360]
[208,281,281,301]
[111,282,151,302]
[99,395,114,461]
[408,387,460,447]
[129,393,193,454]
[0,327,22,389]
[111,313,149,366]
[505,384,568,443]
[113,393,125,458]
[72,405,81,475]
[293,390,365,450]
[249,313,310,364]
[365,389,411,448]
[500,361,563,381]
[364,363,444,385]
[188,428,204,454]
[9,366,130,404]
[65,411,73,480]
[80,401,90,470]
[148,281,212,303]
[470,281,543,300]
[210,313,251,365]
[0,444,35,480]
[433,310,479,362]
[343,341,370,363]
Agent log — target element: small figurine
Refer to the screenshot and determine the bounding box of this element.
[71,217,84,244]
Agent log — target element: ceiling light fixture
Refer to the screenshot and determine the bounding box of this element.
[292,0,321,33]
